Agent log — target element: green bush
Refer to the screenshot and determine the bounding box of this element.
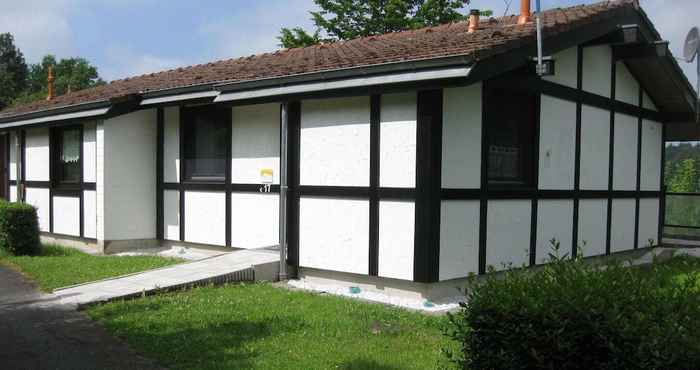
[0,200,40,256]
[444,243,700,370]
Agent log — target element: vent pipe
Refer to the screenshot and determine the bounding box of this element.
[46,66,55,101]
[518,0,531,25]
[468,9,480,33]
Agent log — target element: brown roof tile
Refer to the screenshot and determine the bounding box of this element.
[0,0,637,119]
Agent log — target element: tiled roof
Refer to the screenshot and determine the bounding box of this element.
[0,0,639,119]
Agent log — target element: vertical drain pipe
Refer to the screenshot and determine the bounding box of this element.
[278,103,289,281]
[535,0,544,76]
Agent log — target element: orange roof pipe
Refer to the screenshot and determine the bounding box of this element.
[468,9,480,33]
[46,65,55,101]
[518,0,531,25]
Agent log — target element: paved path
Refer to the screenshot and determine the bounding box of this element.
[0,266,161,370]
[54,249,279,306]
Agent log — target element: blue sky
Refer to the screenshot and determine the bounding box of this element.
[1,0,698,85]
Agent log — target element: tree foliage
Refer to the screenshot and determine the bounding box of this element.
[0,33,28,109]
[278,0,477,48]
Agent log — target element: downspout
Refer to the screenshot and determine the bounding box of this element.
[535,0,544,76]
[278,103,289,280]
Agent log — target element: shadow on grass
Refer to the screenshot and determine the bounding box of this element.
[339,359,404,370]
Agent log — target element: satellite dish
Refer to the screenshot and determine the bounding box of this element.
[684,26,699,63]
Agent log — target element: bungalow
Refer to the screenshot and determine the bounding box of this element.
[0,0,696,298]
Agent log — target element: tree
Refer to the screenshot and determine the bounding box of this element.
[0,33,28,109]
[278,0,477,48]
[13,55,105,105]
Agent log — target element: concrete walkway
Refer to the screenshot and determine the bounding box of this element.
[54,249,279,307]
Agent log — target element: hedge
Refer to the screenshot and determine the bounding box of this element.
[0,200,40,256]
[444,242,700,370]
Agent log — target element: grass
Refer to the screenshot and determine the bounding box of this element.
[0,244,182,291]
[87,283,455,370]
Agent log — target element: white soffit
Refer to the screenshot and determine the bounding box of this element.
[140,90,219,106]
[214,66,472,103]
[0,107,110,128]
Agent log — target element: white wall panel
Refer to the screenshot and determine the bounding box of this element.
[486,200,531,270]
[543,47,577,88]
[613,113,638,190]
[83,190,96,239]
[638,198,660,247]
[83,121,97,183]
[299,197,369,275]
[300,97,370,186]
[643,91,657,111]
[25,188,49,232]
[184,191,226,246]
[578,199,607,257]
[163,190,180,241]
[378,200,414,280]
[9,186,17,202]
[442,84,481,189]
[582,45,612,97]
[379,93,416,188]
[53,196,80,236]
[439,200,479,280]
[230,193,279,248]
[231,103,280,184]
[539,96,576,190]
[580,105,610,190]
[96,121,104,241]
[163,106,180,183]
[24,127,49,181]
[103,110,156,240]
[615,62,639,105]
[536,200,574,264]
[641,120,662,191]
[9,132,17,181]
[610,199,635,253]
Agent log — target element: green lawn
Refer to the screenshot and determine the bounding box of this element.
[0,244,182,291]
[87,283,455,370]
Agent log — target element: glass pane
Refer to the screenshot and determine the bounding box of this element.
[184,109,227,181]
[664,194,700,240]
[60,128,81,183]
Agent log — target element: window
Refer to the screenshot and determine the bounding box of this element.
[486,88,538,187]
[182,106,229,182]
[52,126,82,185]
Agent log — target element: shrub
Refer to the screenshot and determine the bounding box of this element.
[0,200,40,256]
[444,242,700,370]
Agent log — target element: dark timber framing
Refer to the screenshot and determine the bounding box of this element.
[606,56,616,255]
[368,95,380,276]
[572,45,583,258]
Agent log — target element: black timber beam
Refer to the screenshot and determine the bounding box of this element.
[613,41,669,61]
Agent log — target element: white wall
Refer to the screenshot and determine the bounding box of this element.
[439,200,479,280]
[486,200,531,270]
[643,91,657,111]
[582,45,612,97]
[612,113,638,190]
[641,120,662,191]
[25,187,49,232]
[578,199,608,257]
[539,95,576,190]
[380,92,416,188]
[442,84,481,189]
[83,122,97,183]
[638,198,660,247]
[378,200,414,280]
[184,191,226,246]
[580,105,610,190]
[536,200,574,264]
[103,110,157,240]
[96,121,105,241]
[610,198,635,253]
[163,106,180,183]
[24,127,49,181]
[53,196,80,236]
[615,62,639,106]
[83,190,96,239]
[543,46,578,88]
[230,192,279,248]
[300,97,370,186]
[299,197,369,275]
[9,132,17,181]
[231,103,280,184]
[163,190,180,241]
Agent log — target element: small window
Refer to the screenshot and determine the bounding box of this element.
[53,126,82,185]
[182,106,229,182]
[486,88,538,187]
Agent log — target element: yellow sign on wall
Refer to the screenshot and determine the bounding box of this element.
[260,168,273,184]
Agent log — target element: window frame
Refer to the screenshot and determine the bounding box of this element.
[484,85,539,190]
[180,105,231,184]
[51,124,83,188]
